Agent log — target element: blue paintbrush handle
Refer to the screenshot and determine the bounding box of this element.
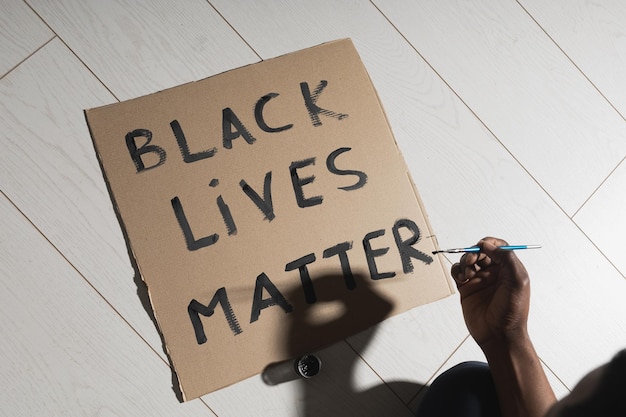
[432,245,541,254]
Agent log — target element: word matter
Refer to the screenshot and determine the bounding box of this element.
[188,218,433,345]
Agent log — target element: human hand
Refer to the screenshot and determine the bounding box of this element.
[451,237,531,350]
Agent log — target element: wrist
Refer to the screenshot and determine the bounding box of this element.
[479,327,531,358]
[479,329,556,417]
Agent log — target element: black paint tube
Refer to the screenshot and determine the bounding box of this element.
[262,354,322,385]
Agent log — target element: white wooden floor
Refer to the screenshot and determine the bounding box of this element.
[2,1,626,415]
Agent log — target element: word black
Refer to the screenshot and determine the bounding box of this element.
[124,80,348,172]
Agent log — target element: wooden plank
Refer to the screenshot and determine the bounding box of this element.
[210,0,626,390]
[519,0,626,118]
[574,159,626,278]
[374,0,626,216]
[0,39,165,356]
[0,0,53,76]
[4,1,624,411]
[0,194,217,416]
[27,0,260,100]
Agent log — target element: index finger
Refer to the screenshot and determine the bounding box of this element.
[478,237,512,263]
[463,237,507,265]
[479,237,530,288]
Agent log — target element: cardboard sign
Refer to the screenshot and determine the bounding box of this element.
[86,39,453,400]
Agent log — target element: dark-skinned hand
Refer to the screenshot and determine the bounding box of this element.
[451,237,531,348]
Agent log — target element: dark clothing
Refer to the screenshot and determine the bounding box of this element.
[416,362,502,417]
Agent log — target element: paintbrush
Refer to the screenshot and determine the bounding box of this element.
[432,245,541,254]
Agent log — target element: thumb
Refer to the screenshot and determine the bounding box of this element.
[479,239,508,263]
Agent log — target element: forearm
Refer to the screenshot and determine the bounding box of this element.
[482,332,556,417]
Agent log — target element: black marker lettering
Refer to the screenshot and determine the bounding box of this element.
[171,119,217,163]
[285,253,317,304]
[323,241,356,290]
[300,80,349,127]
[223,107,255,149]
[209,179,237,235]
[171,196,218,251]
[188,287,242,345]
[240,171,275,221]
[255,93,293,133]
[125,129,166,172]
[326,147,368,191]
[290,158,323,208]
[363,229,396,280]
[216,195,237,236]
[392,218,433,272]
[250,273,293,323]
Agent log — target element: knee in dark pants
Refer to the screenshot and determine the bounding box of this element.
[416,362,502,417]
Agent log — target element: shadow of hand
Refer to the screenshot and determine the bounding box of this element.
[270,273,423,416]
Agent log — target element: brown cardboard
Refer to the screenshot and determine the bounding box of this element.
[85,39,453,400]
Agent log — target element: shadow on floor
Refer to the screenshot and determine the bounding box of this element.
[263,273,425,416]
